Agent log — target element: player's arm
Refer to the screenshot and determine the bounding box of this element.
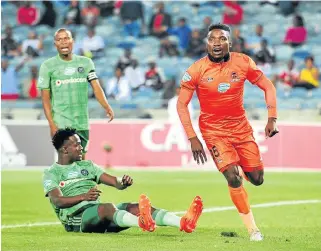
[37,63,57,137]
[247,56,279,138]
[47,188,101,208]
[87,59,114,122]
[98,173,133,190]
[177,69,207,164]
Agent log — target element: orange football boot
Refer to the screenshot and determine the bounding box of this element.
[180,196,203,233]
[138,194,156,232]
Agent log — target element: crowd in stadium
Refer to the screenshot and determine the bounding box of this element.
[1,1,321,114]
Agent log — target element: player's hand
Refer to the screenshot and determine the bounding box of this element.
[84,187,102,201]
[50,124,58,138]
[190,137,207,165]
[265,117,279,138]
[106,107,114,123]
[116,175,133,190]
[121,175,133,188]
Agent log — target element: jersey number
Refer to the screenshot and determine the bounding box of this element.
[210,146,220,159]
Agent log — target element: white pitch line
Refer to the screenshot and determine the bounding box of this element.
[2,199,321,230]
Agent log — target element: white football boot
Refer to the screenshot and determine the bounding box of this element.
[250,230,264,241]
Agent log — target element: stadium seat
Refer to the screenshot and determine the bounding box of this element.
[275,45,294,62]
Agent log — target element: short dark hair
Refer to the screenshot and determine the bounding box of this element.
[52,128,77,151]
[208,23,231,33]
[305,56,314,63]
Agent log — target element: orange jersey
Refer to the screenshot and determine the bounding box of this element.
[177,52,277,139]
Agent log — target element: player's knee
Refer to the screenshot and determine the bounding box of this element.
[223,165,243,188]
[98,203,117,220]
[126,203,140,216]
[252,175,264,186]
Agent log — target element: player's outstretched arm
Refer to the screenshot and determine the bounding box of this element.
[252,75,279,138]
[177,88,207,164]
[90,79,114,122]
[41,89,58,137]
[99,173,133,190]
[48,187,101,208]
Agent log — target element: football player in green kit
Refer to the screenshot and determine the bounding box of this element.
[43,128,203,233]
[38,28,113,159]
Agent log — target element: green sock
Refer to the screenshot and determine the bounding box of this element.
[152,209,181,227]
[113,210,139,227]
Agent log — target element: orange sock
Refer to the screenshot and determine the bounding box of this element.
[228,185,250,214]
[229,185,259,233]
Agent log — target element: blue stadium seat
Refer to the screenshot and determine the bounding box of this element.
[289,88,309,98]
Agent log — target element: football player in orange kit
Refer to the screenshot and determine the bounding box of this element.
[177,23,279,241]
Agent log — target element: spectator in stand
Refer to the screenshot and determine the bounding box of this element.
[283,14,307,48]
[272,59,299,91]
[185,29,205,59]
[159,36,180,58]
[144,58,165,91]
[254,39,276,65]
[37,1,56,27]
[1,57,30,100]
[21,31,44,58]
[81,1,100,27]
[1,25,20,58]
[124,59,145,91]
[149,2,172,39]
[105,67,131,101]
[294,56,319,90]
[278,1,300,16]
[231,27,250,55]
[254,39,276,76]
[116,49,134,71]
[246,24,269,54]
[167,18,192,52]
[82,28,105,59]
[199,16,212,39]
[17,1,40,26]
[120,1,145,38]
[64,0,82,25]
[222,0,243,26]
[22,65,40,99]
[96,1,115,17]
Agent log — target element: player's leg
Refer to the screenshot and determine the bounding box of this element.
[80,202,155,233]
[77,130,89,160]
[234,138,265,241]
[206,138,262,241]
[116,195,203,233]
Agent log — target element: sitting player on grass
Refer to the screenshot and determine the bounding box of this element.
[43,128,203,233]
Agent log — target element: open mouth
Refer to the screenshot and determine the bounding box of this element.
[61,47,69,53]
[213,48,222,55]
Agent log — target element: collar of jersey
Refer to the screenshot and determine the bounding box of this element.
[56,54,74,63]
[207,53,230,64]
[54,162,76,167]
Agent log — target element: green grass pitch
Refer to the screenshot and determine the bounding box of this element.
[2,170,321,251]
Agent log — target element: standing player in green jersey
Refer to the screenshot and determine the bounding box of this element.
[43,128,203,233]
[37,28,114,158]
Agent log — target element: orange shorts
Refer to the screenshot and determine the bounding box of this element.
[205,134,264,173]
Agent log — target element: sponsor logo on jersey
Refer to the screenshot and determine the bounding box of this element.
[67,171,79,179]
[218,83,231,93]
[230,72,240,82]
[81,169,89,176]
[64,67,76,75]
[59,177,89,187]
[182,71,192,82]
[78,67,84,73]
[201,77,214,83]
[55,78,87,86]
